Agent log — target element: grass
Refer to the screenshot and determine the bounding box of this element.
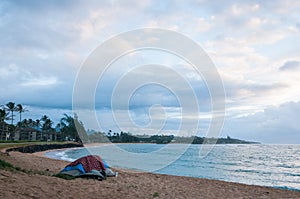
[1,158,75,180]
[0,143,39,174]
[0,141,60,152]
[0,141,77,151]
[0,140,41,143]
[0,159,14,169]
[0,158,30,172]
[0,142,79,180]
[153,192,159,198]
[0,159,28,173]
[53,173,76,180]
[0,142,35,151]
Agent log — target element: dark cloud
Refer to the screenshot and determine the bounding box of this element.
[279,60,300,71]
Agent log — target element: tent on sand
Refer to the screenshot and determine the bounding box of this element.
[59,155,116,180]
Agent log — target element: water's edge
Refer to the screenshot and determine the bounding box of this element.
[45,144,300,192]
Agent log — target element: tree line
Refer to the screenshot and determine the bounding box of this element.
[0,101,83,142]
[87,131,258,144]
[1,102,257,144]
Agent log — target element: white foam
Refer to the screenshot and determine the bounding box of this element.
[45,150,75,162]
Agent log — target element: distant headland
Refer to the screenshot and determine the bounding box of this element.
[1,101,259,145]
[87,131,259,144]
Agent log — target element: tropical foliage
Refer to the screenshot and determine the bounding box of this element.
[5,102,16,125]
[0,101,84,142]
[0,109,9,122]
[1,102,257,144]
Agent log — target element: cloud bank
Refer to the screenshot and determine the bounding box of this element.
[1,0,300,143]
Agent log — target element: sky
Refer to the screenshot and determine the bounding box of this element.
[1,0,300,143]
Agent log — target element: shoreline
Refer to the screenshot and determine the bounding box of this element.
[38,143,300,192]
[1,144,300,198]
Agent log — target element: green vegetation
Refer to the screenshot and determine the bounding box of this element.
[0,159,14,170]
[0,140,41,143]
[0,142,82,181]
[0,101,85,143]
[53,173,76,180]
[87,131,258,144]
[153,192,159,198]
[0,159,28,173]
[0,158,75,180]
[1,101,258,145]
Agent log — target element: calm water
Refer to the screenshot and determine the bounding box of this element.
[46,144,300,191]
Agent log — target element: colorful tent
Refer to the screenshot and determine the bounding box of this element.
[60,155,116,180]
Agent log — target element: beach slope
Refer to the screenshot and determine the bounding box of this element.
[1,148,300,199]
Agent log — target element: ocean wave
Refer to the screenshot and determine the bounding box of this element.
[44,144,300,191]
[45,150,75,162]
[273,186,300,192]
[234,169,273,175]
[276,164,297,169]
[285,173,300,177]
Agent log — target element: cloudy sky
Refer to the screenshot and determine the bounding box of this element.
[1,0,300,143]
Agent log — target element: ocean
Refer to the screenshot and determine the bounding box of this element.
[46,144,300,191]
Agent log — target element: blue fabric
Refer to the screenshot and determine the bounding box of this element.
[102,159,109,168]
[62,163,85,174]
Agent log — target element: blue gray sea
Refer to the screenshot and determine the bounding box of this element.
[46,144,300,191]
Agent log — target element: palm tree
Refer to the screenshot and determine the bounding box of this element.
[40,115,49,141]
[5,102,16,125]
[61,114,75,128]
[60,113,75,140]
[55,123,61,132]
[0,109,10,141]
[42,115,52,128]
[108,129,112,137]
[19,119,28,128]
[41,115,53,130]
[60,113,86,142]
[40,115,53,141]
[0,109,9,122]
[41,115,49,123]
[35,119,41,128]
[42,119,53,131]
[28,118,33,127]
[16,104,27,125]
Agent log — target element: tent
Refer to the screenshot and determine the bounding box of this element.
[60,155,116,180]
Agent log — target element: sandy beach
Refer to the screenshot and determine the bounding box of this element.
[1,146,300,199]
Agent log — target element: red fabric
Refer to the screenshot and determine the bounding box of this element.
[68,155,106,173]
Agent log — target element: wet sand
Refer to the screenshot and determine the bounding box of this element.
[1,148,300,198]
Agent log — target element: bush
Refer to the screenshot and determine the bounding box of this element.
[153,192,159,198]
[0,159,14,169]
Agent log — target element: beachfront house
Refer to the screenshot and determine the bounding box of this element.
[0,121,9,141]
[14,127,42,141]
[43,131,59,141]
[13,126,62,142]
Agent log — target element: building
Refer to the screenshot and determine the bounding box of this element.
[14,127,42,141]
[43,131,58,141]
[0,122,9,141]
[14,126,61,141]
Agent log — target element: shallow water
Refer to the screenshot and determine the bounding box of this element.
[46,144,300,191]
